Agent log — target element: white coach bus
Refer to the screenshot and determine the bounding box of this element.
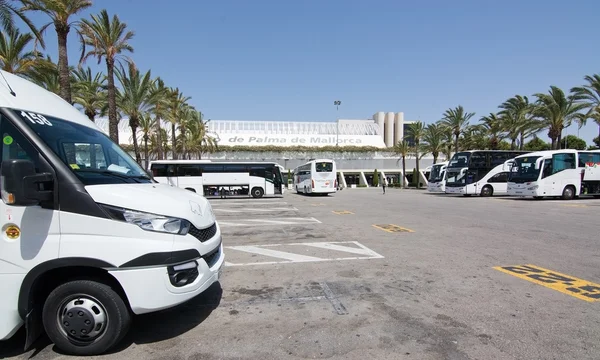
[445,150,530,196]
[0,70,224,355]
[426,161,448,193]
[149,160,285,198]
[507,149,600,200]
[293,159,337,195]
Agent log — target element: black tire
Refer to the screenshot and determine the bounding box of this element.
[480,185,493,197]
[561,185,575,200]
[251,187,264,198]
[42,280,131,356]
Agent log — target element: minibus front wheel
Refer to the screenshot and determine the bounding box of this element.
[42,280,131,356]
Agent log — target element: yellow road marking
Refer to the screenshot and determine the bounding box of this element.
[562,204,587,208]
[372,224,415,233]
[494,264,600,302]
[311,203,326,206]
[332,210,354,215]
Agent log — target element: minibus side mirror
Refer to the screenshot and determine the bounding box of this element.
[1,159,53,206]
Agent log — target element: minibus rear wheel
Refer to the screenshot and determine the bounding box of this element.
[42,280,131,356]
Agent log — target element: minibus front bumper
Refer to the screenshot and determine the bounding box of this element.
[108,239,224,315]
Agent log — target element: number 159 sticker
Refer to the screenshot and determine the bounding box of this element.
[20,111,52,126]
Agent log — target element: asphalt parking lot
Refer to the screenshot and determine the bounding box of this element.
[3,188,600,359]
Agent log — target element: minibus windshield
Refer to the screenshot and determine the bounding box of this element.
[14,109,152,185]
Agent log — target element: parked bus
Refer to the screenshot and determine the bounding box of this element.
[0,70,224,355]
[507,149,600,200]
[150,160,285,198]
[444,150,531,196]
[293,159,337,195]
[427,161,448,193]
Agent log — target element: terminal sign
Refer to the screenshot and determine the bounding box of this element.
[221,134,386,148]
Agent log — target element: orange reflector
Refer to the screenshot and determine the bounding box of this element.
[6,193,15,204]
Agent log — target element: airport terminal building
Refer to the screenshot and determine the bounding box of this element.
[96,111,438,187]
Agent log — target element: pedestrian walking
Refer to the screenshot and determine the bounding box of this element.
[382,181,386,194]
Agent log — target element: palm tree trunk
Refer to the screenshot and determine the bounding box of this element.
[56,26,72,104]
[131,124,141,164]
[454,133,459,153]
[519,133,525,150]
[433,153,438,164]
[415,143,420,189]
[155,115,163,160]
[402,157,406,188]
[144,134,149,170]
[171,123,177,160]
[106,58,119,143]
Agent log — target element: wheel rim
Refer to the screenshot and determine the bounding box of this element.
[565,187,573,198]
[57,295,108,344]
[483,187,491,196]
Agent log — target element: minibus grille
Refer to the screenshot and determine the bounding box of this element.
[188,223,217,242]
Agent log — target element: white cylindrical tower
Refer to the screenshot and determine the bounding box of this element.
[385,112,394,147]
[395,112,404,145]
[374,111,385,136]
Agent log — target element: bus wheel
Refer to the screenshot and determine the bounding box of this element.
[251,187,264,198]
[42,280,131,356]
[480,185,493,197]
[561,185,575,200]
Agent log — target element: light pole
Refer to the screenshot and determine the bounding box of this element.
[334,100,341,146]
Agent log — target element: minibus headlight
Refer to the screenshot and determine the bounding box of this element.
[99,204,191,235]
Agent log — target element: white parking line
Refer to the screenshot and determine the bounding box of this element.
[209,201,288,206]
[218,217,321,227]
[224,241,384,266]
[213,207,298,213]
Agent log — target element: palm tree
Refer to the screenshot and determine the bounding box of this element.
[72,66,106,121]
[0,27,46,77]
[79,9,135,144]
[137,112,155,169]
[148,76,169,160]
[166,87,190,159]
[422,123,444,164]
[407,121,425,188]
[393,140,411,188]
[533,86,587,149]
[27,54,63,94]
[478,113,505,150]
[0,0,44,47]
[116,62,153,164]
[183,111,218,159]
[441,105,475,153]
[20,0,92,104]
[571,74,600,141]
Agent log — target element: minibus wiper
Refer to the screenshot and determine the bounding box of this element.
[78,170,148,183]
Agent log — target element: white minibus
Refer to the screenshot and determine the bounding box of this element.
[293,159,337,195]
[149,160,285,198]
[507,149,600,200]
[0,70,224,355]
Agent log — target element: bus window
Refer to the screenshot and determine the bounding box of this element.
[316,162,333,172]
[552,153,576,174]
[177,164,201,176]
[542,159,553,179]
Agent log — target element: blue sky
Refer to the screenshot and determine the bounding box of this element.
[18,0,600,145]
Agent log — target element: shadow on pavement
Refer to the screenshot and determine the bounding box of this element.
[0,282,223,358]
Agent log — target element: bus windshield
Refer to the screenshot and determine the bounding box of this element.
[316,162,333,172]
[448,152,470,168]
[428,164,445,182]
[509,156,542,183]
[14,109,151,185]
[445,167,466,186]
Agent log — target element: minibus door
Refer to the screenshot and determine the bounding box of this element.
[0,114,60,339]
